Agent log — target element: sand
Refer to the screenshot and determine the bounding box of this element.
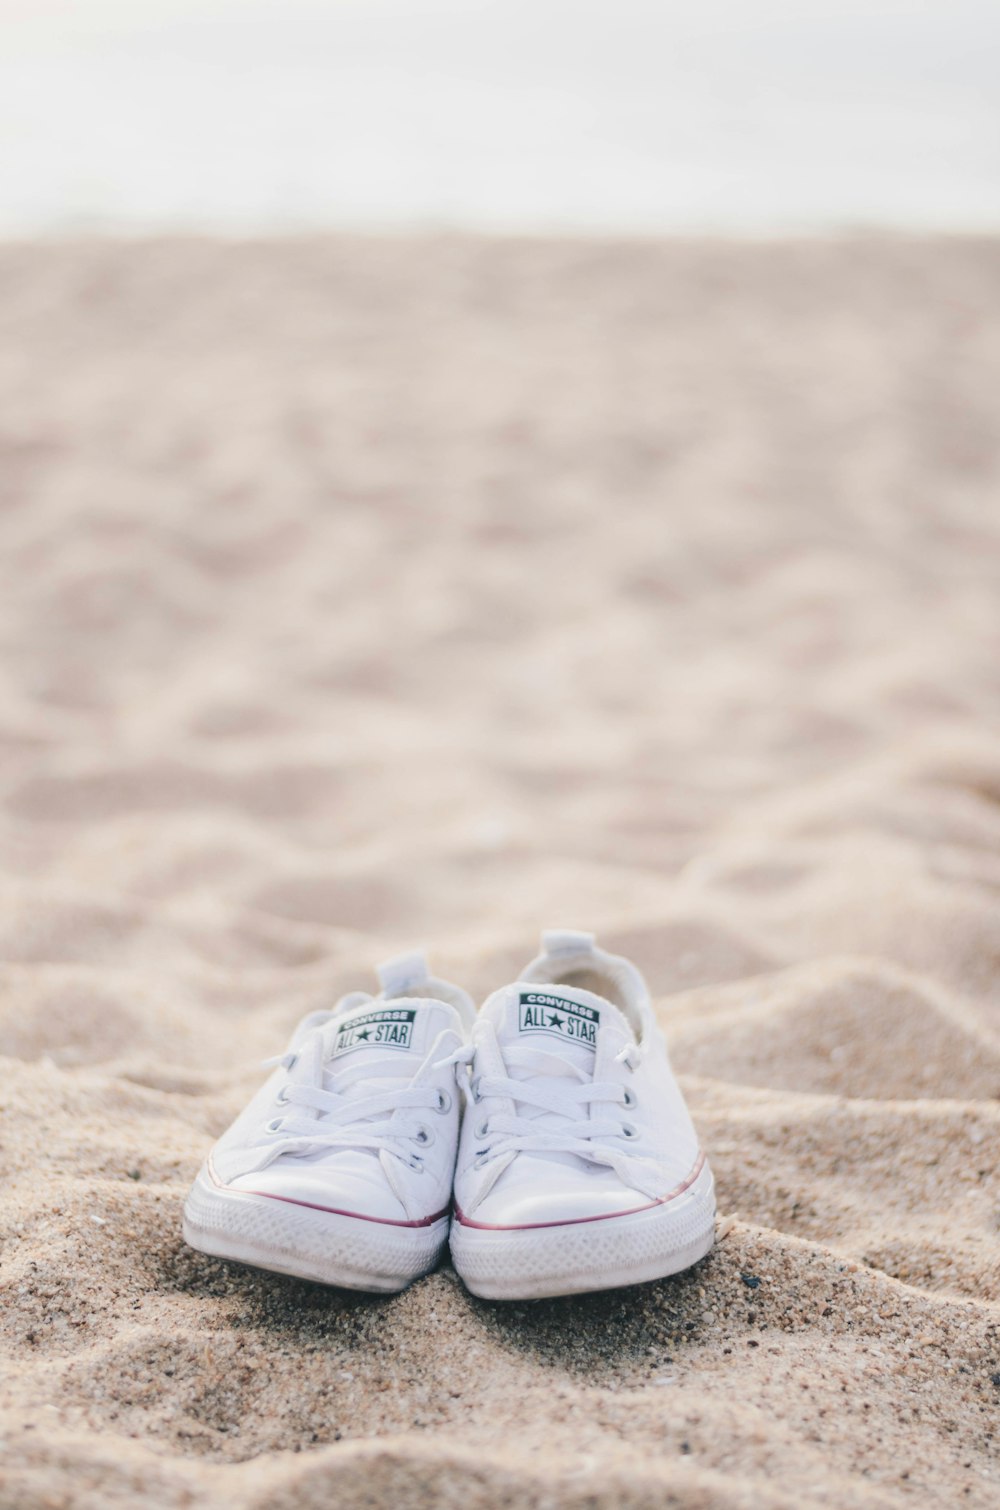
[0,235,998,1508]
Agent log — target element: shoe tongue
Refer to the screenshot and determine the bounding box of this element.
[322,995,455,1071]
[486,982,631,1071]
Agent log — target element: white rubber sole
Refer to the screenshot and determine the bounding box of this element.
[450,1160,716,1300]
[182,1168,449,1294]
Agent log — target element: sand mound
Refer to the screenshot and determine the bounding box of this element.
[1,236,999,1507]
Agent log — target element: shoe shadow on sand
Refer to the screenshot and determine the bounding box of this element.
[458,1253,725,1376]
[162,1218,738,1383]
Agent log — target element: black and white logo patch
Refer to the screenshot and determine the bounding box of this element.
[332,1007,416,1056]
[518,991,599,1050]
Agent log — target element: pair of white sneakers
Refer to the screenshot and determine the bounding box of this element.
[183,930,716,1300]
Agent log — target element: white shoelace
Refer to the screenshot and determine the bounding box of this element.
[457,1043,641,1167]
[249,1031,451,1173]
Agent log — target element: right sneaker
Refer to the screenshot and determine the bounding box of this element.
[183,951,474,1293]
[450,930,715,1300]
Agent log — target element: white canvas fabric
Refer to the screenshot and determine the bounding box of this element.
[183,952,474,1293]
[450,930,715,1299]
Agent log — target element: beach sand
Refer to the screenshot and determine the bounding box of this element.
[0,235,998,1507]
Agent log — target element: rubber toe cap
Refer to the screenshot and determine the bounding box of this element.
[229,1153,408,1223]
[466,1155,648,1228]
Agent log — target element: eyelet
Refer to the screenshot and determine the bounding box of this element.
[622,1088,637,1110]
[475,1119,490,1139]
[469,1077,482,1103]
[408,1154,425,1173]
[620,1121,638,1140]
[265,1117,284,1134]
[276,1085,291,1105]
[473,1151,492,1169]
[413,1125,435,1147]
[434,1089,452,1114]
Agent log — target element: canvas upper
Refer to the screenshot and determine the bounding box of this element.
[453,930,704,1229]
[205,951,474,1226]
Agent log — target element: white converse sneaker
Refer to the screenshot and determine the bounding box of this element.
[450,930,715,1300]
[183,952,474,1293]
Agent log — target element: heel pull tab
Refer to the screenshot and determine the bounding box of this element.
[376,950,430,998]
[541,929,595,958]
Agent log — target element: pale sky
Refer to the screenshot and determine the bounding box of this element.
[1,0,998,233]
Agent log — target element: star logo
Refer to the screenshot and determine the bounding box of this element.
[331,1008,415,1057]
[519,992,599,1050]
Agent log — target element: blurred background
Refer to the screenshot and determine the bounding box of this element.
[3,0,999,235]
[1,1,999,1005]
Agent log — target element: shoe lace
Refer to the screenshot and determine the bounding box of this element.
[251,1033,449,1171]
[464,1043,639,1167]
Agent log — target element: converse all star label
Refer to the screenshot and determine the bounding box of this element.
[518,990,599,1050]
[332,1006,417,1056]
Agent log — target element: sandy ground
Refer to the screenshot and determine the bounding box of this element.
[0,236,999,1508]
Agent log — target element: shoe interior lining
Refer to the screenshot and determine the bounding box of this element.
[553,966,625,1007]
[532,959,644,1040]
[384,978,473,1028]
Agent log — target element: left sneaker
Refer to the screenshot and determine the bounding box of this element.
[183,951,474,1293]
[450,930,715,1299]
